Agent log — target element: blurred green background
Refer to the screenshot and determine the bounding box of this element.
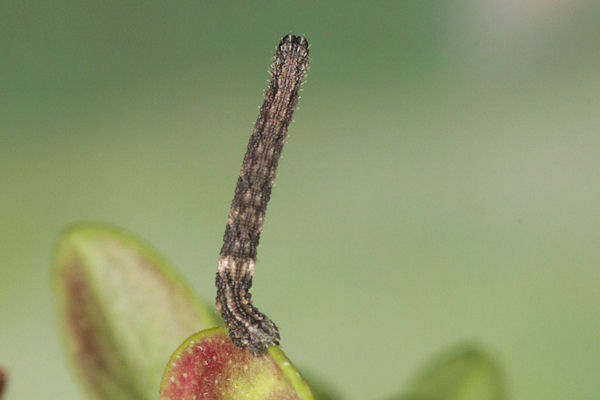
[1,1,599,399]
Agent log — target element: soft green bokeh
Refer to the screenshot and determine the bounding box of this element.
[1,2,599,400]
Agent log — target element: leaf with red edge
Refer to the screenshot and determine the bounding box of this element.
[0,367,6,399]
[160,327,314,400]
[53,224,220,400]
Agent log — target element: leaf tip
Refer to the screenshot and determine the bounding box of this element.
[409,342,505,400]
[160,327,313,400]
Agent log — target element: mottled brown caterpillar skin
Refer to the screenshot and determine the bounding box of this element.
[215,34,309,356]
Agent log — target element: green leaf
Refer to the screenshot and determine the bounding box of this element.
[159,327,314,400]
[406,344,505,400]
[52,224,220,400]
